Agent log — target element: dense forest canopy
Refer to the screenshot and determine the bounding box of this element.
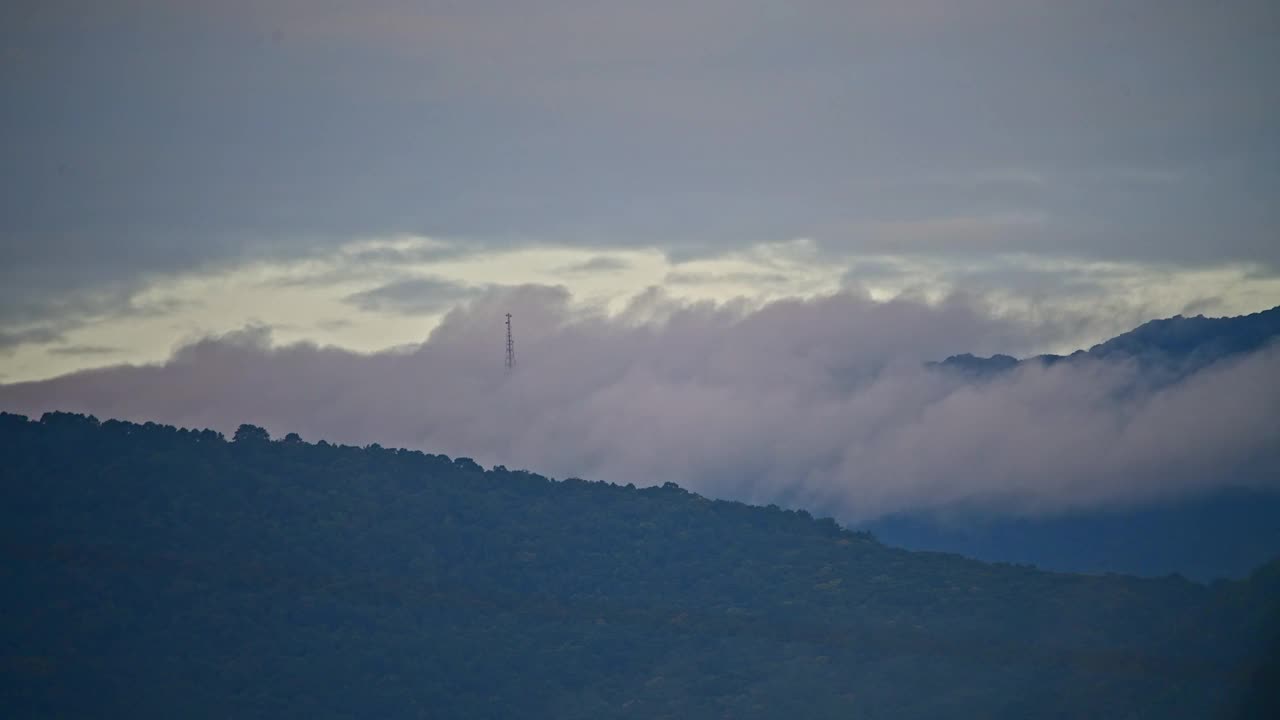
[2,411,1278,718]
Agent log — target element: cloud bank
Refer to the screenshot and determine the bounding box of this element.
[1,287,1277,522]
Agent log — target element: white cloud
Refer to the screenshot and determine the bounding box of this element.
[3,284,1275,522]
[2,234,1278,383]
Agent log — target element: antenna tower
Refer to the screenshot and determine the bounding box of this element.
[505,313,515,371]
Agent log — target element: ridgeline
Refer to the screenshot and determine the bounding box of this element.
[2,412,1278,718]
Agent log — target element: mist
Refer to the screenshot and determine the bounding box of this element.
[2,286,1276,522]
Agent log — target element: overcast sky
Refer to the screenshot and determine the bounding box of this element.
[2,0,1278,381]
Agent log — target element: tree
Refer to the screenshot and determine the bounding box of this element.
[233,424,270,443]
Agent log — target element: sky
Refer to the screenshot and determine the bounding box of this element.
[1,1,1278,518]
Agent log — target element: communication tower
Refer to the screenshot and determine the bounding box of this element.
[505,313,515,371]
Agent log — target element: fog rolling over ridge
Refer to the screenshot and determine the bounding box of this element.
[2,287,1277,524]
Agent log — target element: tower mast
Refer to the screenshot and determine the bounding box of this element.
[505,313,515,371]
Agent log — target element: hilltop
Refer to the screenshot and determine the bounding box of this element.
[899,306,1280,580]
[933,305,1280,379]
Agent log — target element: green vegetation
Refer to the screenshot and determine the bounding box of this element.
[2,411,1277,718]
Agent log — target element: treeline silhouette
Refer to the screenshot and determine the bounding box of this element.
[2,411,1278,718]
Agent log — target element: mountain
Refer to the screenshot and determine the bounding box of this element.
[1086,306,1280,368]
[898,306,1280,581]
[2,411,1278,718]
[933,305,1280,379]
[861,489,1280,582]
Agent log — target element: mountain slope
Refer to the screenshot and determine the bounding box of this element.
[933,305,1280,378]
[862,489,1280,581]
[903,306,1280,580]
[1086,306,1280,367]
[2,412,1277,718]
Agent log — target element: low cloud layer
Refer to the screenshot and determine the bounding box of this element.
[1,287,1277,522]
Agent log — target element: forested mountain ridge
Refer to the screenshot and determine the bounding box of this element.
[2,411,1278,718]
[893,305,1280,580]
[861,488,1280,582]
[932,304,1280,378]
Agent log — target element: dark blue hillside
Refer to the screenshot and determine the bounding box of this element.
[1087,306,1280,366]
[932,305,1280,378]
[907,306,1280,580]
[861,488,1280,582]
[2,411,1277,718]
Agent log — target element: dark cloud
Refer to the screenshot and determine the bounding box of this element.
[3,286,1275,521]
[342,278,484,315]
[841,260,912,286]
[46,345,121,357]
[949,264,1109,301]
[560,256,633,274]
[2,0,1277,321]
[0,278,197,355]
[0,283,135,328]
[663,271,792,286]
[0,327,63,353]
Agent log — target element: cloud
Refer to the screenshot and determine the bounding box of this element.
[3,231,1276,386]
[3,0,1277,322]
[0,280,196,356]
[0,327,63,353]
[828,213,1051,253]
[663,271,792,286]
[342,277,484,315]
[3,286,1275,522]
[559,256,633,274]
[46,345,121,357]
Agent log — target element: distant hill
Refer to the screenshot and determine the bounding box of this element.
[861,488,1280,582]
[932,305,1280,379]
[1086,306,1280,367]
[2,412,1278,718]
[902,306,1280,581]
